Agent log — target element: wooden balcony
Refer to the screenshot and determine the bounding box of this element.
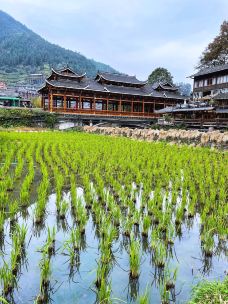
[194,82,228,93]
[50,107,160,118]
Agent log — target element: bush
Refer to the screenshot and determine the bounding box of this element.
[188,276,228,304]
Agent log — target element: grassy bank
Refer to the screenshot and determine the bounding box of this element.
[0,108,57,128]
[188,277,228,304]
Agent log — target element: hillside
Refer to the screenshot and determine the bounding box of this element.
[0,10,117,85]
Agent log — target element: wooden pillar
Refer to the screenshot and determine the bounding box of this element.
[48,94,50,111]
[153,101,155,112]
[93,96,95,110]
[118,97,122,112]
[50,92,53,112]
[79,93,82,109]
[142,99,145,115]
[63,94,67,111]
[41,96,44,109]
[131,98,133,113]
[107,97,109,112]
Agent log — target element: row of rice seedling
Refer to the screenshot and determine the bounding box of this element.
[0,131,226,303]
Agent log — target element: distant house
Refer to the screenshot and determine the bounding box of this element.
[0,89,31,108]
[154,64,228,128]
[189,64,228,100]
[0,81,7,90]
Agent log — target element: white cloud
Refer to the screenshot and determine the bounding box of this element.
[0,0,227,82]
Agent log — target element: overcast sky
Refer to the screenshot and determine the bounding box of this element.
[0,0,227,82]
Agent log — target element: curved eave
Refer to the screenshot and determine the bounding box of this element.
[47,68,86,80]
[38,83,48,93]
[41,80,184,99]
[97,74,148,86]
[153,83,178,91]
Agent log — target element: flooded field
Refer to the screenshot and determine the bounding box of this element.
[0,131,227,304]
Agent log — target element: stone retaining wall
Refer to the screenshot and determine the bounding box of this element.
[83,126,228,149]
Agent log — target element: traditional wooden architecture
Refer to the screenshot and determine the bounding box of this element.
[156,102,228,129]
[190,64,228,100]
[39,67,185,117]
[172,64,228,128]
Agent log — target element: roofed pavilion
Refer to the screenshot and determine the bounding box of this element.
[39,67,185,117]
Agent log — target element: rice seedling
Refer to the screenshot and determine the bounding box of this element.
[8,200,19,223]
[153,241,167,268]
[95,261,110,288]
[0,212,5,234]
[201,229,215,257]
[39,253,52,289]
[58,200,69,219]
[129,236,141,279]
[0,130,226,303]
[163,266,178,290]
[159,282,170,304]
[0,262,17,296]
[96,276,112,304]
[137,285,150,304]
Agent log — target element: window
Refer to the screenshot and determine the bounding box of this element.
[207,78,213,85]
[199,80,203,87]
[217,76,227,84]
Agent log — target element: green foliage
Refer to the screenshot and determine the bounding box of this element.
[148,67,174,84]
[188,277,228,304]
[0,10,116,85]
[198,20,228,69]
[0,108,57,128]
[0,131,227,302]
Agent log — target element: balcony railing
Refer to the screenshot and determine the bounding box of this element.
[50,107,160,118]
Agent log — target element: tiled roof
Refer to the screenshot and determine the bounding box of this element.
[50,69,86,79]
[96,72,147,85]
[214,92,228,100]
[155,106,214,113]
[39,68,184,100]
[43,78,184,100]
[190,63,228,78]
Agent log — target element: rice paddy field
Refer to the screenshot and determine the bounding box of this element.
[0,131,227,304]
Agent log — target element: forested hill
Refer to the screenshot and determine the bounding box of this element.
[0,10,117,84]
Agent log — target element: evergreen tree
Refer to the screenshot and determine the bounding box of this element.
[198,21,228,69]
[148,67,174,84]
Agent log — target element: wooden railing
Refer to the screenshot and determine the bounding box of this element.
[174,118,228,126]
[194,82,228,92]
[51,107,160,118]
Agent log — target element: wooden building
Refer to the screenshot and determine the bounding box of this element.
[0,88,31,108]
[190,64,228,100]
[39,67,185,117]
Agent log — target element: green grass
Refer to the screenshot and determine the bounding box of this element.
[188,277,228,304]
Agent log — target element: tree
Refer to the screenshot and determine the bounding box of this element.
[175,82,191,96]
[198,21,228,69]
[148,67,173,84]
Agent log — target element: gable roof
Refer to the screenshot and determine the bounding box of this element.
[189,63,228,78]
[39,66,184,101]
[214,92,228,100]
[152,82,178,91]
[47,68,86,80]
[96,72,147,86]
